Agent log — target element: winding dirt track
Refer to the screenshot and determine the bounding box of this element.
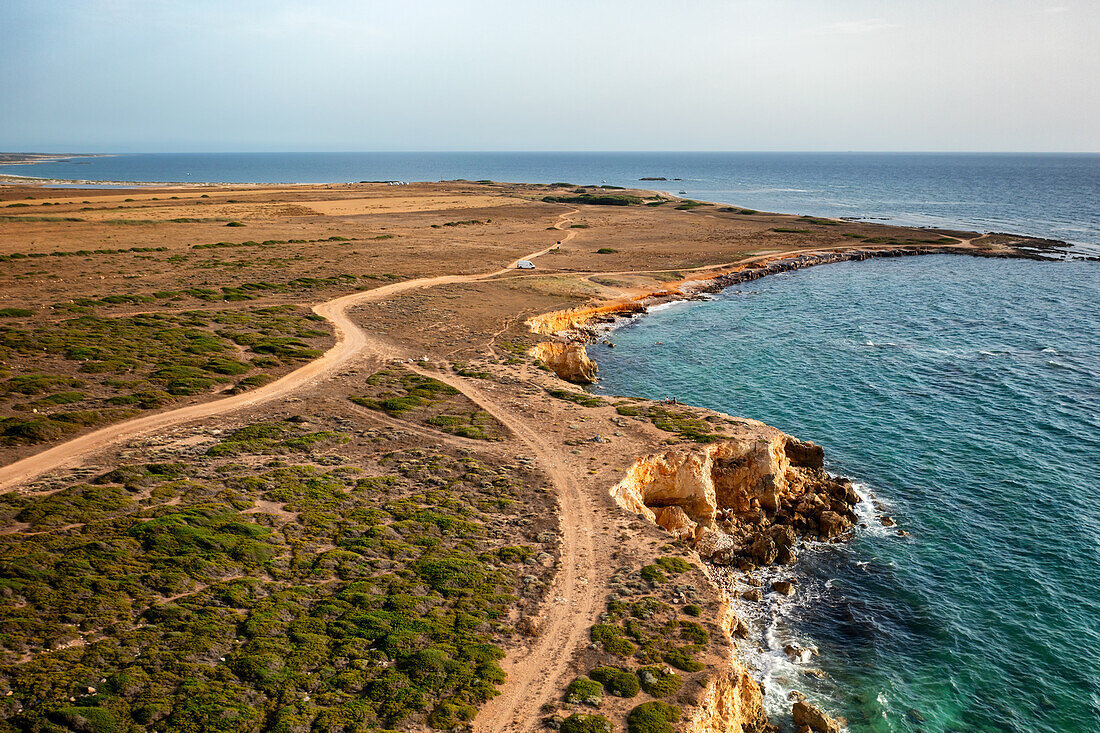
[0,209,595,732]
[401,362,601,733]
[0,210,578,493]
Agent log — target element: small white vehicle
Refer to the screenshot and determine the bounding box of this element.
[516,260,536,269]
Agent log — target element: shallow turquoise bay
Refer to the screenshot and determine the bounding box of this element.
[591,255,1100,732]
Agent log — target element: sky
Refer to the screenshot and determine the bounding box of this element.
[1,0,1097,153]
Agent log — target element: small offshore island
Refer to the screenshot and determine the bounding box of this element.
[0,179,1072,733]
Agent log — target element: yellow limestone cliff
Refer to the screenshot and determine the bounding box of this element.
[610,431,857,568]
[527,342,599,384]
[686,599,768,733]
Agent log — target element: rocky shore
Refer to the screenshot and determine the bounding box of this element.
[522,239,1070,731]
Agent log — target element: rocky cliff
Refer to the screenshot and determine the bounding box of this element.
[610,433,858,569]
[686,598,770,733]
[527,341,599,384]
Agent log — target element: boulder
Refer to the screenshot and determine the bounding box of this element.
[653,505,698,541]
[749,534,777,565]
[784,438,825,469]
[818,511,848,539]
[772,580,794,596]
[792,701,841,733]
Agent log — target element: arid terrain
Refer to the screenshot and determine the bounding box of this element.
[0,181,1055,733]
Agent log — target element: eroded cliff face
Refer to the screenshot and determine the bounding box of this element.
[526,302,646,336]
[527,341,599,384]
[610,434,858,569]
[688,658,769,733]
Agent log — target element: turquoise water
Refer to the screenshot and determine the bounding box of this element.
[3,152,1098,249]
[590,256,1100,731]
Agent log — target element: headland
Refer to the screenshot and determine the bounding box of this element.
[0,179,1065,732]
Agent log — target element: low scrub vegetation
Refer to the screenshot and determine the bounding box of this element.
[614,403,725,443]
[0,422,552,730]
[351,369,507,441]
[542,194,643,206]
[0,306,330,445]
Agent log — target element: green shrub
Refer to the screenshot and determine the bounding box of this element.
[427,700,477,728]
[640,564,667,584]
[679,620,709,645]
[595,248,618,254]
[682,604,702,617]
[590,666,640,697]
[0,308,33,317]
[565,676,603,705]
[662,647,704,673]
[627,701,681,733]
[636,666,682,697]
[560,713,612,733]
[590,624,637,657]
[547,389,606,408]
[226,221,246,227]
[52,706,120,733]
[654,556,691,574]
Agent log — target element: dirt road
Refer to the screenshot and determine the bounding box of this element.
[0,210,581,493]
[0,205,600,732]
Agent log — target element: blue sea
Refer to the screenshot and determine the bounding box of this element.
[2,152,1098,250]
[591,256,1100,732]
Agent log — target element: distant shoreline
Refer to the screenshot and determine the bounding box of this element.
[0,153,110,166]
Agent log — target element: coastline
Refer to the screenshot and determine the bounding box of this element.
[524,235,1078,732]
[0,178,1093,732]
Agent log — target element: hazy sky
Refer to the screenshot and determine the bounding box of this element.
[2,0,1097,152]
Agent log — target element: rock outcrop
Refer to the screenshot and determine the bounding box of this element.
[688,665,769,733]
[792,700,841,733]
[526,302,645,337]
[528,342,598,384]
[610,434,858,568]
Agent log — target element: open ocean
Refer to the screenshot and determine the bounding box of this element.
[5,152,1099,729]
[2,152,1098,251]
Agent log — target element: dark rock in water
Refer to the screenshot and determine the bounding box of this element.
[777,546,797,564]
[907,708,926,722]
[750,534,778,564]
[772,580,795,596]
[788,690,806,703]
[792,701,841,733]
[769,524,796,549]
[741,588,762,602]
[638,177,668,181]
[880,515,896,527]
[818,510,849,539]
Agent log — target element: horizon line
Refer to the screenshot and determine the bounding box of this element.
[4,149,1100,157]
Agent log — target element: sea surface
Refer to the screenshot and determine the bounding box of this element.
[2,152,1098,251]
[590,255,1100,732]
